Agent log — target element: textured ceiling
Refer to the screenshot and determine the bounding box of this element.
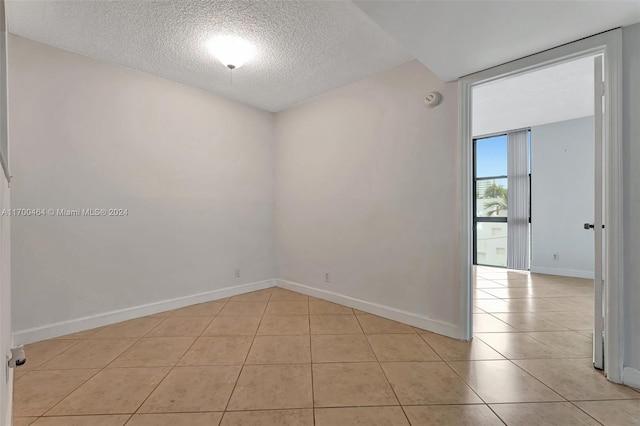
[6,0,412,112]
[355,1,640,81]
[473,56,595,136]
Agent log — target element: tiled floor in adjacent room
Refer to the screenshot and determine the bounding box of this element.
[12,268,640,425]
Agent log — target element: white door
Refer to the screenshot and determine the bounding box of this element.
[591,55,605,371]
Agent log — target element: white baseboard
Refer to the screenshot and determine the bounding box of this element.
[277,279,461,339]
[13,279,276,345]
[529,266,594,279]
[623,367,640,390]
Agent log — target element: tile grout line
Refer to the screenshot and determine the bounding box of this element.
[482,312,521,331]
[565,401,606,426]
[484,404,509,426]
[33,323,160,417]
[440,358,491,409]
[473,332,576,360]
[167,307,226,366]
[128,296,234,420]
[124,291,271,426]
[38,364,108,418]
[504,358,569,402]
[96,335,147,370]
[353,312,411,425]
[308,292,315,426]
[22,320,167,419]
[25,339,84,371]
[121,414,134,426]
[219,287,274,419]
[414,331,445,363]
[471,305,571,401]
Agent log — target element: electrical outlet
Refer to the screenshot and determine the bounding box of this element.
[553,253,560,261]
[234,267,240,278]
[325,272,330,283]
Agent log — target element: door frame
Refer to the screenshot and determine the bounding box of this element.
[458,29,623,383]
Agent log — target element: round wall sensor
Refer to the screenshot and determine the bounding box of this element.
[424,91,443,108]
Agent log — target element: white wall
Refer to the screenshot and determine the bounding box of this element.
[530,116,595,279]
[622,23,640,385]
[275,60,461,337]
[9,36,276,341]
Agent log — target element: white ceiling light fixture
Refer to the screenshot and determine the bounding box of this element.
[208,35,256,70]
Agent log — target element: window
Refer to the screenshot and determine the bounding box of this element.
[473,131,531,269]
[474,135,509,267]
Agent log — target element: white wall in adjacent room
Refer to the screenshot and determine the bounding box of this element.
[530,116,595,279]
[9,36,276,337]
[275,60,461,336]
[472,56,594,137]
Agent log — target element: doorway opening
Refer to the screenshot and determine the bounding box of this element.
[459,29,623,383]
[470,53,601,370]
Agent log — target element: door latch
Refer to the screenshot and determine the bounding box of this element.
[584,223,605,230]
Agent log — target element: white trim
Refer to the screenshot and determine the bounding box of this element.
[459,76,473,341]
[529,266,594,280]
[622,367,640,390]
[13,279,276,345]
[459,29,624,381]
[603,29,624,385]
[277,279,460,339]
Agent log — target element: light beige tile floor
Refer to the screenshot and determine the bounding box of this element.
[12,271,640,425]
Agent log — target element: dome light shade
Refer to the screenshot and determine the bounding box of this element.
[208,36,256,69]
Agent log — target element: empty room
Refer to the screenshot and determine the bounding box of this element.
[1,1,639,425]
